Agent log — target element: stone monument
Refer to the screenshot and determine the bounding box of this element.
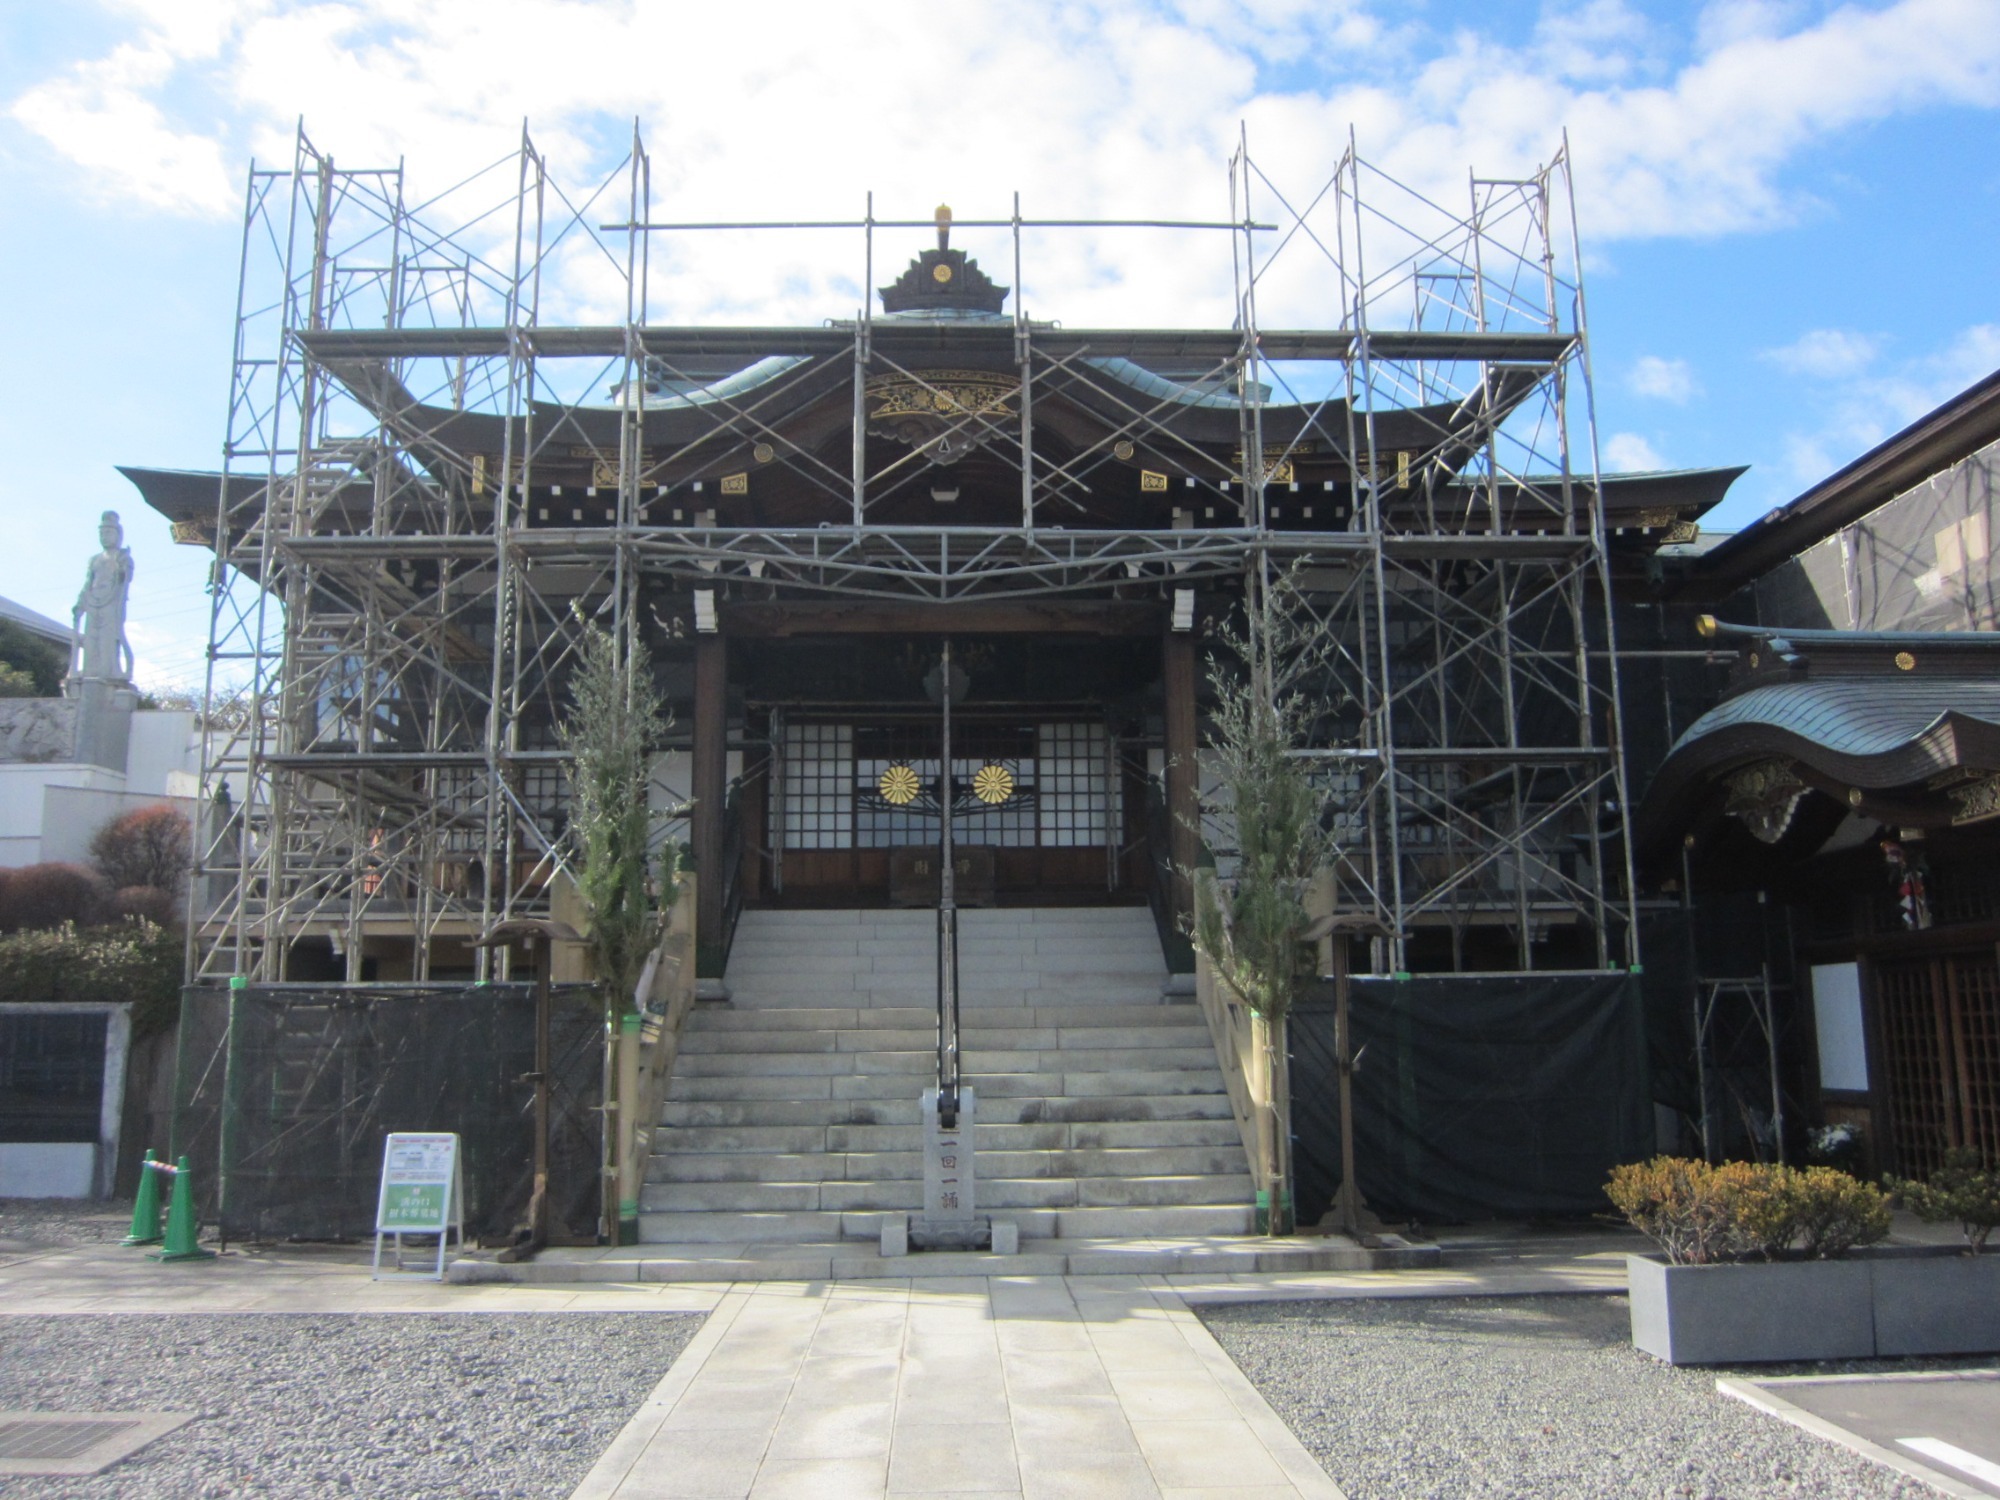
[66,511,138,770]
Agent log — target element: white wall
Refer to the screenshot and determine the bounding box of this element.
[42,786,199,868]
[0,762,125,869]
[0,710,200,870]
[0,1144,97,1197]
[124,710,198,795]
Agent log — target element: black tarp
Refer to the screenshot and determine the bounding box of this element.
[0,1010,107,1144]
[1751,433,2000,633]
[171,983,603,1243]
[1289,972,1653,1224]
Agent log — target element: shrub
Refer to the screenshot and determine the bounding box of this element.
[0,862,110,931]
[1787,1165,1894,1258]
[1712,1160,1796,1260]
[1607,1156,1891,1264]
[0,618,65,697]
[1888,1148,2000,1253]
[0,919,183,1037]
[89,804,192,892]
[1607,1157,1740,1265]
[110,884,181,927]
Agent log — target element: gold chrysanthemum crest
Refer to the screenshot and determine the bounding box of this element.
[972,763,1015,805]
[878,764,922,806]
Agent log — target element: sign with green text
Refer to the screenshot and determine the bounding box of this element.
[371,1132,463,1280]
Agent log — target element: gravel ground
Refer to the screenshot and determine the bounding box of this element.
[1199,1294,1978,1500]
[0,1313,702,1499]
[0,1198,136,1251]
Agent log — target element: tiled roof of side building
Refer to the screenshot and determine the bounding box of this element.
[0,592,72,647]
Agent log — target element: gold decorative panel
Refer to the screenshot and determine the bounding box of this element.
[866,370,1018,421]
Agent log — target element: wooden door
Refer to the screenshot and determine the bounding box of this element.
[1869,950,2000,1173]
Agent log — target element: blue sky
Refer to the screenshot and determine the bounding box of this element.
[1,0,1996,689]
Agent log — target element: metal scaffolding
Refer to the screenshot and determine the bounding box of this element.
[188,122,1636,983]
[1245,132,1639,974]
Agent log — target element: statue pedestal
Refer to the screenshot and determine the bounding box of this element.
[68,678,138,773]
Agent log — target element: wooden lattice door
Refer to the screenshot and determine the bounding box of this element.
[1870,951,2000,1174]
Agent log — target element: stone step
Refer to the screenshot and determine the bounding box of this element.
[718,976,1164,1002]
[724,955,1163,977]
[647,1144,1253,1184]
[652,1118,1245,1156]
[664,1072,1202,1104]
[636,1202,1257,1244]
[728,937,1167,963]
[732,932,1159,955]
[664,1072,1227,1108]
[450,1234,1441,1286]
[673,1049,932,1078]
[736,916,1157,936]
[676,1024,1208,1054]
[733,908,1154,927]
[657,1092,1235,1129]
[686,1002,1202,1032]
[671,1045,1222,1076]
[720,1000,1166,1016]
[668,1080,1216,1120]
[732,913,1158,934]
[647,908,1233,1248]
[639,1171,1254,1214]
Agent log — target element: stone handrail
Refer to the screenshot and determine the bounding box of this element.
[1190,870,1293,1233]
[612,874,699,1244]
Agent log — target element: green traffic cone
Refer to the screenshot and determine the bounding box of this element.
[150,1156,215,1263]
[122,1151,164,1245]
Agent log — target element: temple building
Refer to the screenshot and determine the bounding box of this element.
[133,129,1999,1255]
[1629,366,2000,1181]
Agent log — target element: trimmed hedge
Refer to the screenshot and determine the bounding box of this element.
[1606,1155,1892,1264]
[0,920,182,1037]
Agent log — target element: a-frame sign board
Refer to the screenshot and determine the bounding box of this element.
[371,1132,465,1281]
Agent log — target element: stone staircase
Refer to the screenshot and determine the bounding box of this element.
[639,907,1258,1252]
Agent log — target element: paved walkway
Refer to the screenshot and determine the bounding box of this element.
[573,1276,1341,1499]
[0,1232,1639,1499]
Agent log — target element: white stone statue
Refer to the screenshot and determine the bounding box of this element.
[71,510,135,684]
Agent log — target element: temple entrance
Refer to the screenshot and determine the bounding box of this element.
[757,712,1148,906]
[697,625,1176,948]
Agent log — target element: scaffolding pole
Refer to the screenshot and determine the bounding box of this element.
[186,123,1637,986]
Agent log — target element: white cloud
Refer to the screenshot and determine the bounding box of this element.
[9,40,239,214]
[1877,323,2000,421]
[1764,328,1880,379]
[1630,354,1699,402]
[1773,321,2000,484]
[1693,0,1808,55]
[1603,432,1667,471]
[6,0,1998,261]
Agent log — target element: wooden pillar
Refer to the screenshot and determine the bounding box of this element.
[1163,627,1199,932]
[693,634,728,976]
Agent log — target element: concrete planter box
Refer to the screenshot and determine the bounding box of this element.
[1870,1248,2000,1356]
[1628,1249,2000,1365]
[1627,1255,1873,1365]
